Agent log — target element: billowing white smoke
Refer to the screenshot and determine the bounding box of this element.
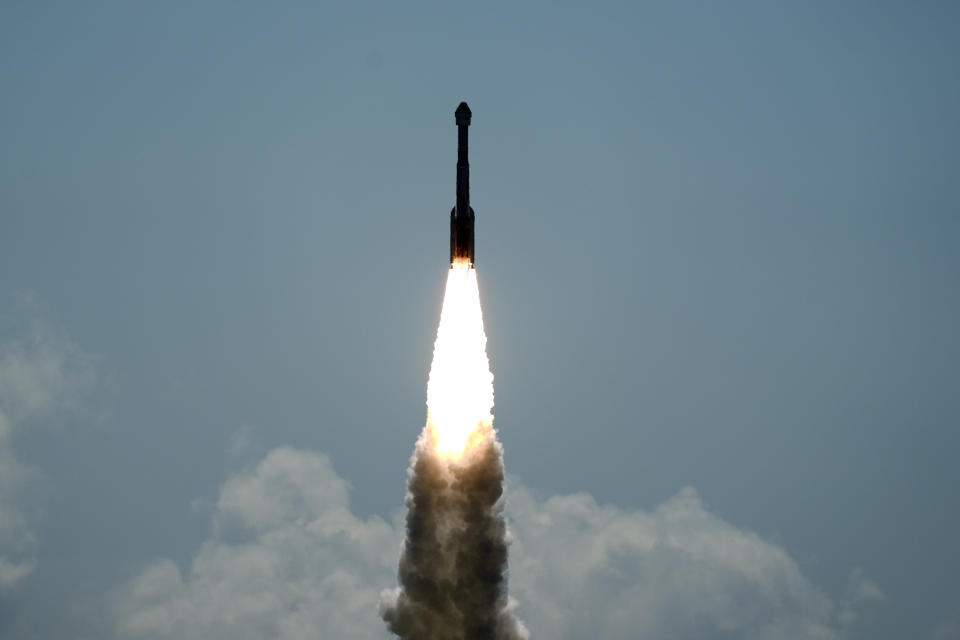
[380,263,528,640]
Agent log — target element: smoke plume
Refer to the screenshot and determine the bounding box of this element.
[380,264,527,639]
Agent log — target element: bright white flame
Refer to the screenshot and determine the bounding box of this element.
[426,261,494,458]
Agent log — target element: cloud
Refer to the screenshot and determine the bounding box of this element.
[0,413,39,590]
[0,302,97,590]
[507,485,881,640]
[114,448,398,640]
[932,612,960,640]
[836,568,885,634]
[115,446,882,640]
[0,304,97,425]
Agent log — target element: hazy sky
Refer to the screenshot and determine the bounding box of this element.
[1,2,958,639]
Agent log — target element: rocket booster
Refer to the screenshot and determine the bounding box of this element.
[450,102,475,265]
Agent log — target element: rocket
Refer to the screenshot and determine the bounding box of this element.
[450,102,475,265]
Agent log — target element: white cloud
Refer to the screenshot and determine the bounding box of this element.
[115,446,882,640]
[0,412,39,590]
[114,448,398,640]
[0,309,97,425]
[932,611,960,640]
[836,568,885,633]
[507,484,880,640]
[0,304,97,590]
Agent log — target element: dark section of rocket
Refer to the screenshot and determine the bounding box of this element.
[450,102,475,265]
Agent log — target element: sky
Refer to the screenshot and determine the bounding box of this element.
[1,1,958,638]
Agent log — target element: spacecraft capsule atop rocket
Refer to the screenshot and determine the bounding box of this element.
[450,102,475,265]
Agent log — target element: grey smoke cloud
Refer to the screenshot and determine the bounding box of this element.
[379,426,528,640]
[115,445,883,640]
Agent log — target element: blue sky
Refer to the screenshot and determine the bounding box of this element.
[1,2,958,638]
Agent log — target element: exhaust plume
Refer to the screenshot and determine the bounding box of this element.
[380,262,527,640]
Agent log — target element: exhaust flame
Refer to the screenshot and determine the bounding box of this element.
[426,261,494,458]
[380,261,527,640]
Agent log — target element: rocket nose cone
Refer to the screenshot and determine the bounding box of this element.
[455,102,472,126]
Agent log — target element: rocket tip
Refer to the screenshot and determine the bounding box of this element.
[455,102,472,126]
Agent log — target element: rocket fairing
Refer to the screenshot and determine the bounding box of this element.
[450,102,475,265]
